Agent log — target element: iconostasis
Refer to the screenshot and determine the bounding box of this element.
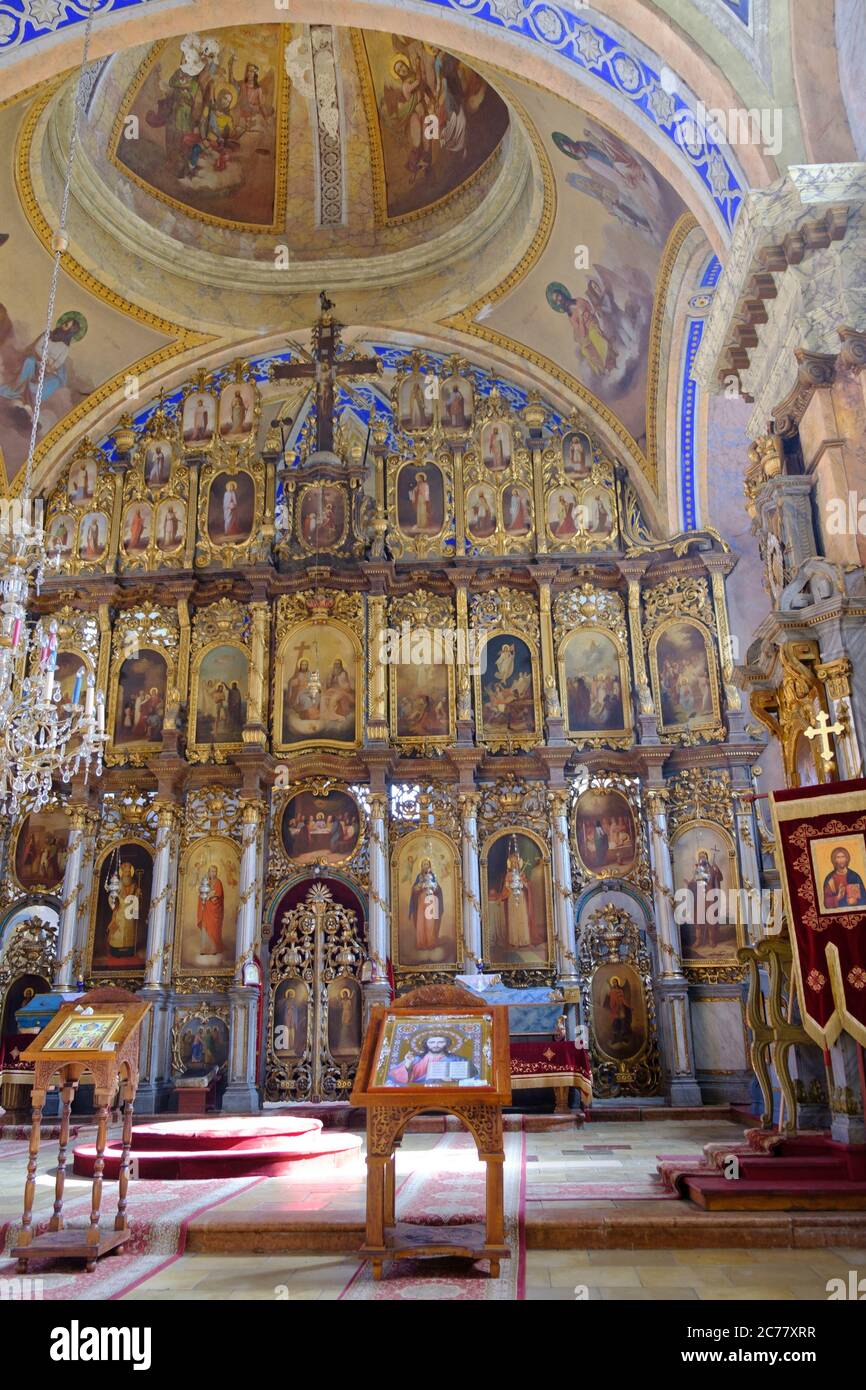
[0,340,756,1108]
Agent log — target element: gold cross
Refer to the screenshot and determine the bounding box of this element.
[804,709,843,767]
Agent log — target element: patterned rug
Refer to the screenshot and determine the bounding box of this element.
[0,1175,264,1299]
[340,1131,525,1300]
[525,1180,676,1201]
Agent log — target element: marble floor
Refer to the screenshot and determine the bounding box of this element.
[1,1117,864,1301]
[117,1245,866,1301]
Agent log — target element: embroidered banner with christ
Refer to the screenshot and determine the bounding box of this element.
[771,778,866,1048]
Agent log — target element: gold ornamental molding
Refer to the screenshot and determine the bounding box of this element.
[8,80,215,496]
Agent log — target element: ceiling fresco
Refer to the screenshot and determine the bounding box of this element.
[111,26,289,232]
[0,98,180,488]
[353,30,510,224]
[449,78,689,461]
[4,21,694,494]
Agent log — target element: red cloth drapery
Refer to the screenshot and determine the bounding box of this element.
[772,779,866,1048]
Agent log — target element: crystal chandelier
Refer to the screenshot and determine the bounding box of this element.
[0,0,106,818]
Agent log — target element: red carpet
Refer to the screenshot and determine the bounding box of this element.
[72,1116,363,1180]
[657,1131,866,1210]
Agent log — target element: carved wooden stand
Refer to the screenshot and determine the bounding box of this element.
[12,988,150,1274]
[352,986,511,1281]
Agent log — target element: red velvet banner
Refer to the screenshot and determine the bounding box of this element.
[771,778,866,1048]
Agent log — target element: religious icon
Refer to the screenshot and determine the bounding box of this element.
[371,1014,493,1089]
[501,483,532,537]
[670,824,738,963]
[177,1015,229,1077]
[483,830,551,967]
[561,429,592,478]
[580,484,615,543]
[122,500,153,553]
[560,629,629,737]
[652,619,718,731]
[45,1013,125,1053]
[809,834,866,915]
[573,788,637,877]
[176,837,240,973]
[396,462,445,537]
[591,962,646,1062]
[298,484,346,551]
[547,485,581,540]
[143,438,174,488]
[277,621,359,748]
[481,420,512,472]
[13,810,69,891]
[112,648,168,746]
[155,498,186,552]
[281,788,361,865]
[67,456,97,504]
[182,391,217,445]
[440,376,474,433]
[77,510,109,561]
[47,514,75,559]
[218,380,257,439]
[273,977,308,1058]
[397,372,434,432]
[192,643,249,746]
[90,842,153,973]
[327,978,362,1059]
[465,482,497,541]
[206,470,255,544]
[392,660,453,742]
[477,632,539,742]
[392,829,460,969]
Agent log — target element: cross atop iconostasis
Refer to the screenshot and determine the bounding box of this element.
[271,292,382,455]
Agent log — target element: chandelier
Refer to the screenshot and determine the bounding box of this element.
[0,0,106,818]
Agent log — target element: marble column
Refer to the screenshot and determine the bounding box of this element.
[645,785,702,1105]
[731,771,765,945]
[706,553,749,739]
[144,802,180,989]
[548,790,578,987]
[137,801,181,1114]
[245,600,270,745]
[617,558,657,741]
[828,1032,866,1146]
[223,799,266,1112]
[365,592,389,744]
[366,791,391,1007]
[816,656,863,780]
[56,806,97,988]
[459,792,482,968]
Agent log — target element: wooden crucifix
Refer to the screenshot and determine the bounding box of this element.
[271,291,381,454]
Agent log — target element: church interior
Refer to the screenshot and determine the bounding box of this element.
[1,0,866,1318]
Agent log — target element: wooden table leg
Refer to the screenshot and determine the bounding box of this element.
[114,1093,134,1233]
[17,1098,43,1272]
[384,1154,396,1230]
[554,1085,570,1114]
[87,1102,109,1272]
[49,1080,78,1233]
[485,1152,505,1259]
[366,1154,387,1250]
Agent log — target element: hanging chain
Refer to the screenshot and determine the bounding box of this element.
[22,0,97,503]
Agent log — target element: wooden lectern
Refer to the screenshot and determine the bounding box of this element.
[351,984,511,1280]
[13,986,150,1273]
